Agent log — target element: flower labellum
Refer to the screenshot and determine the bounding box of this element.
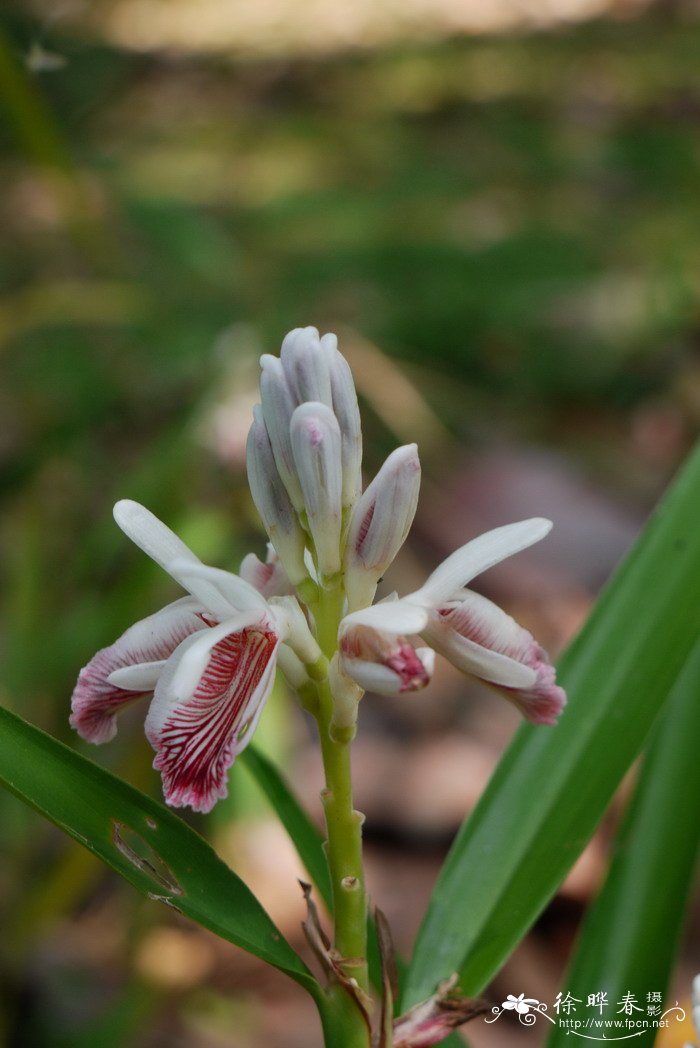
[339,622,434,696]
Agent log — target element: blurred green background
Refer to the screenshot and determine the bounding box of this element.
[1,1,699,1045]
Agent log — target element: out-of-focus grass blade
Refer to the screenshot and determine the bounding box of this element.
[0,706,321,999]
[404,443,700,1007]
[545,640,700,1048]
[240,744,333,909]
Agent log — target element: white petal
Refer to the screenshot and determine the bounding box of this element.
[423,615,537,688]
[344,659,405,695]
[107,661,165,690]
[145,611,280,813]
[341,599,428,636]
[415,518,553,606]
[171,560,267,616]
[113,500,200,575]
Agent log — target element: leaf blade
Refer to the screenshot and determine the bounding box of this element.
[404,442,700,1006]
[545,639,700,1047]
[0,705,320,997]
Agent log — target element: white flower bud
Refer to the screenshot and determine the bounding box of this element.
[344,444,421,610]
[246,406,307,584]
[260,355,305,512]
[280,327,333,408]
[239,544,293,598]
[321,333,362,510]
[290,402,343,579]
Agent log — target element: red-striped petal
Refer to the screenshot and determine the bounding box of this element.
[145,614,279,813]
[70,598,209,744]
[428,589,566,725]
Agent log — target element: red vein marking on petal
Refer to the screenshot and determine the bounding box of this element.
[153,627,278,813]
[386,643,431,693]
[70,604,208,744]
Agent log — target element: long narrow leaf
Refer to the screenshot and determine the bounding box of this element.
[404,442,700,1007]
[0,706,321,999]
[545,639,700,1047]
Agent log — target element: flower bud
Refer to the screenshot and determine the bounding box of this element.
[280,327,333,408]
[321,333,362,509]
[239,544,293,598]
[246,406,307,584]
[344,443,421,610]
[259,355,305,512]
[290,402,343,579]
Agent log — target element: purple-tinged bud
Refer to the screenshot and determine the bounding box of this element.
[246,406,307,584]
[290,402,343,579]
[280,327,333,408]
[239,545,293,598]
[321,332,362,509]
[344,443,421,610]
[259,355,305,512]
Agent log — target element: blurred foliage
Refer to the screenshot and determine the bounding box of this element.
[1,4,699,1045]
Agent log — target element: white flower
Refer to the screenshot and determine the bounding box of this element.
[70,500,319,813]
[339,518,566,724]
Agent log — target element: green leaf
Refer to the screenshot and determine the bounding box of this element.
[0,705,320,999]
[404,442,700,1007]
[545,639,700,1048]
[240,744,333,909]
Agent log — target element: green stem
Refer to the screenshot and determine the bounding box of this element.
[312,585,371,1043]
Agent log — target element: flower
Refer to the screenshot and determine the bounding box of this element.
[70,499,319,813]
[339,518,566,725]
